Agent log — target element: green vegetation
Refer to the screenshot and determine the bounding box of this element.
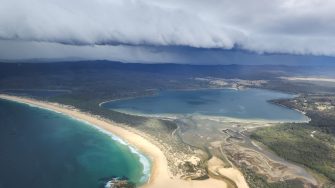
[240,164,308,188]
[251,124,335,184]
[251,94,335,187]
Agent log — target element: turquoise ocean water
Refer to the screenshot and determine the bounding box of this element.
[0,99,149,188]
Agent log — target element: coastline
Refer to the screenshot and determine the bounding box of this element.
[0,94,229,188]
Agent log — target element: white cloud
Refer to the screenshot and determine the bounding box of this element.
[0,0,335,56]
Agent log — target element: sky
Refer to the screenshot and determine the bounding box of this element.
[1,0,335,64]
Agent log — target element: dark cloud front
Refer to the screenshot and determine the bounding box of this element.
[1,40,334,66]
[0,0,335,62]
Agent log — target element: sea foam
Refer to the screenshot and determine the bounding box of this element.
[77,119,152,184]
[16,101,151,185]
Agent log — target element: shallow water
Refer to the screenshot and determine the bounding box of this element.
[0,99,148,188]
[102,88,308,122]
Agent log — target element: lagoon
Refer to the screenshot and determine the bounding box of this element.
[102,89,308,122]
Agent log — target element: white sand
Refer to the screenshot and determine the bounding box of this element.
[0,94,230,188]
[208,156,249,188]
[280,76,335,83]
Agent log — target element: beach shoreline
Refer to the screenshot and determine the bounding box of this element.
[0,94,230,188]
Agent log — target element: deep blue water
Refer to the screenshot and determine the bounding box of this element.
[102,89,308,122]
[1,89,71,98]
[0,99,148,188]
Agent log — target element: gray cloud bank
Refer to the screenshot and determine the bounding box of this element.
[1,0,335,56]
[2,40,334,66]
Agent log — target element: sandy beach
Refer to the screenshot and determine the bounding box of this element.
[280,76,335,83]
[0,94,231,188]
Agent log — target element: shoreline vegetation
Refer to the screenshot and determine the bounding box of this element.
[0,94,232,188]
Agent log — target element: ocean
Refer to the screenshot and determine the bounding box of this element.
[0,99,149,188]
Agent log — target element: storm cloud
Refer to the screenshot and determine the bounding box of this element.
[1,0,335,57]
